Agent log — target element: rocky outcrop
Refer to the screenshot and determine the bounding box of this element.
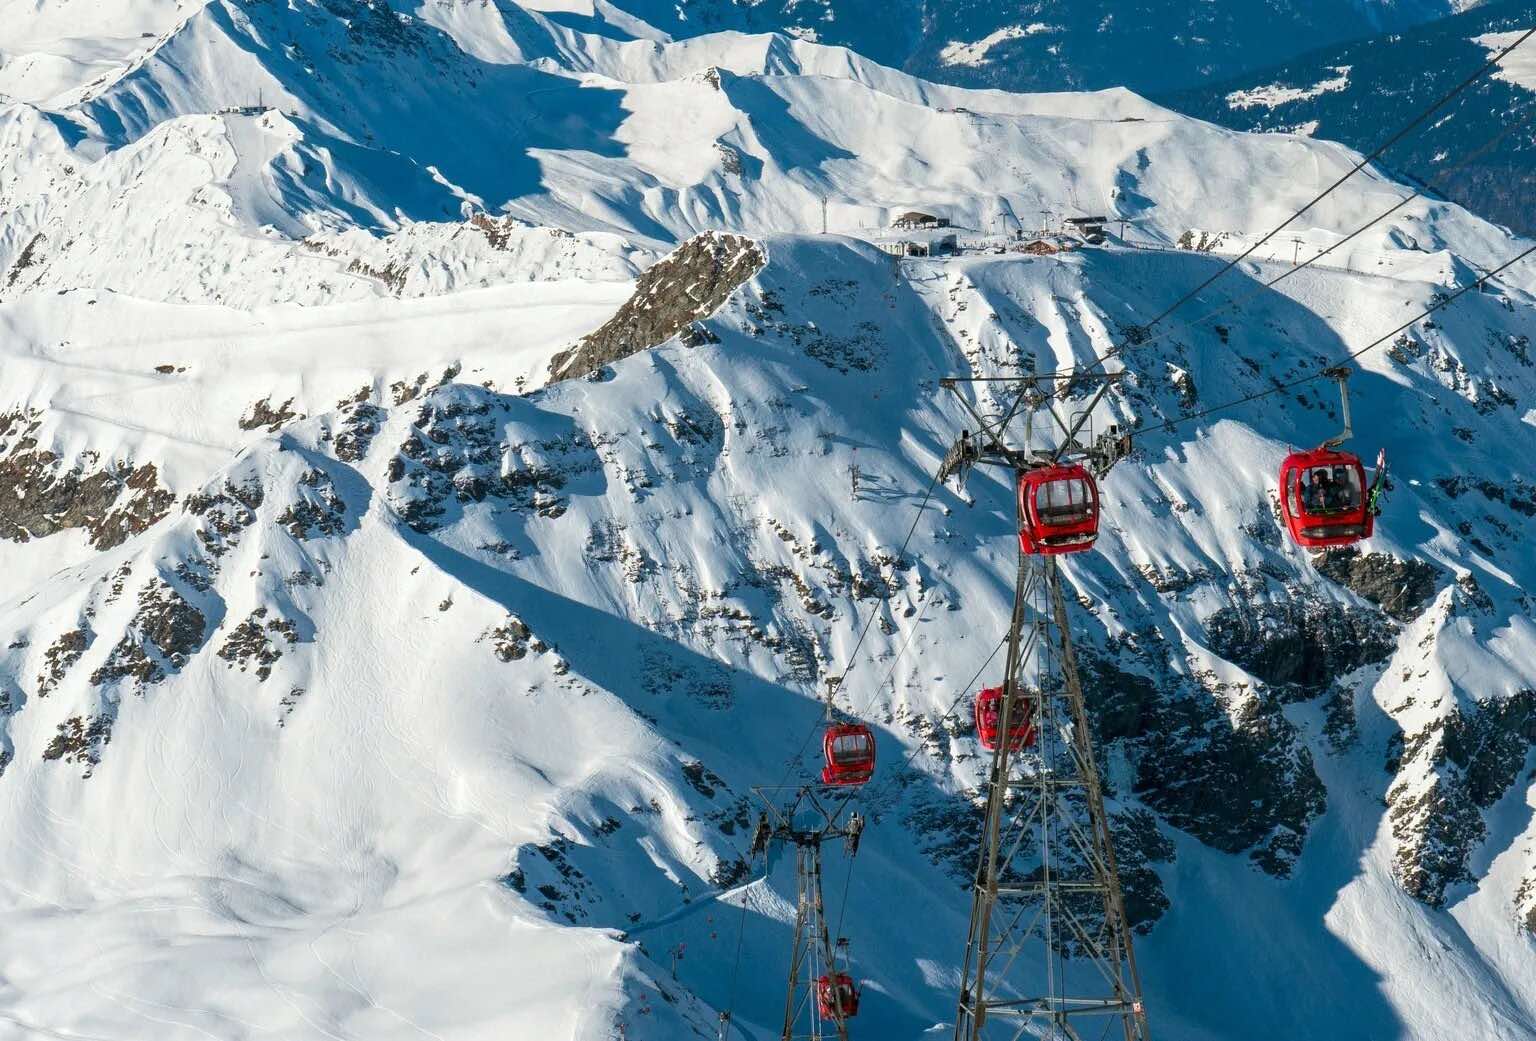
[276,469,348,539]
[386,388,602,532]
[240,396,302,432]
[217,608,299,681]
[548,232,765,382]
[0,410,175,549]
[42,715,112,775]
[1387,691,1536,906]
[1082,645,1327,876]
[1205,593,1395,693]
[90,581,208,690]
[1314,548,1439,621]
[37,627,91,696]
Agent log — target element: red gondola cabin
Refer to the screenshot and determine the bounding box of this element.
[974,685,1037,751]
[816,973,860,1019]
[1018,464,1100,555]
[821,724,875,786]
[1279,448,1373,548]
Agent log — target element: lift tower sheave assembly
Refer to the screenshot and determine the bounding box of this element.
[940,375,1150,1041]
[751,787,866,1041]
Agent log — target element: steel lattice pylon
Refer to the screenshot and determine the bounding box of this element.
[938,373,1148,1041]
[750,788,864,1041]
[952,551,1149,1041]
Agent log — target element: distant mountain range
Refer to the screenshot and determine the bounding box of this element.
[1158,0,1536,235]
[560,0,1470,94]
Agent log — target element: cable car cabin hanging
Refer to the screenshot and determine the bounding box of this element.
[1017,463,1100,555]
[1279,450,1374,547]
[816,973,860,1019]
[821,723,875,786]
[1278,368,1384,549]
[974,685,1037,751]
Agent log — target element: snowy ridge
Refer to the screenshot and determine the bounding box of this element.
[1,3,1536,1040]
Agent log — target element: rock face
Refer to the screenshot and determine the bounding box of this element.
[1387,691,1536,907]
[0,410,175,549]
[548,232,766,382]
[1314,548,1440,622]
[386,388,602,532]
[89,580,209,691]
[1081,640,1327,878]
[1204,593,1396,694]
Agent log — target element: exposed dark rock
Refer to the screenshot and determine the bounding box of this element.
[1388,690,1536,906]
[744,284,884,373]
[278,686,306,726]
[4,232,46,289]
[37,627,92,696]
[1135,680,1325,874]
[1313,548,1439,621]
[1081,640,1326,876]
[484,615,535,662]
[1113,808,1176,931]
[218,607,300,682]
[1435,474,1536,518]
[185,475,264,557]
[90,581,208,690]
[42,714,112,774]
[239,396,302,432]
[548,232,765,382]
[0,410,175,549]
[1205,594,1395,693]
[386,389,600,532]
[277,469,348,539]
[332,402,385,462]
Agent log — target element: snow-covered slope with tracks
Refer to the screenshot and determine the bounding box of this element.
[3,4,1536,1041]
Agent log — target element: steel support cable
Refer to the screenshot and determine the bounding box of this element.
[774,462,945,789]
[1020,38,1536,392]
[1070,98,1536,374]
[1132,27,1536,339]
[830,849,857,962]
[827,625,1011,825]
[1124,240,1536,444]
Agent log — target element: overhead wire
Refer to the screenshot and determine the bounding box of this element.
[720,34,1536,1026]
[1075,96,1536,373]
[1125,239,1536,444]
[1130,27,1536,339]
[1016,30,1536,389]
[772,463,945,789]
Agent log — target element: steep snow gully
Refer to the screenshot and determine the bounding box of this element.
[2,2,1536,1040]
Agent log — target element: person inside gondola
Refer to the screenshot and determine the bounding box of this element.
[1330,466,1360,510]
[1304,469,1330,512]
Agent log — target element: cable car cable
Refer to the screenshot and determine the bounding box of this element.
[772,462,946,790]
[1130,26,1535,341]
[825,629,1008,823]
[1124,240,1536,443]
[1070,98,1536,375]
[1018,35,1536,389]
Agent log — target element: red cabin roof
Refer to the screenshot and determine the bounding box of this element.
[816,973,860,1019]
[1018,464,1100,556]
[821,723,875,787]
[974,685,1037,751]
[1279,448,1373,548]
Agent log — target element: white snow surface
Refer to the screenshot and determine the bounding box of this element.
[0,3,1535,1041]
[1226,66,1353,110]
[1476,30,1536,93]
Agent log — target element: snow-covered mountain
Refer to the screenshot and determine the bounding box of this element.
[0,0,1478,104]
[1161,0,1536,236]
[3,3,1536,1040]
